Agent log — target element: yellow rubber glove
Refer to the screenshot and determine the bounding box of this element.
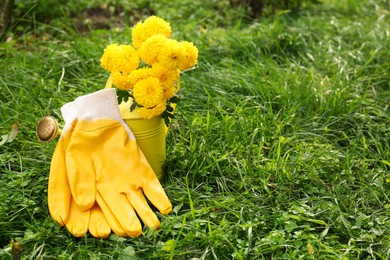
[66,88,172,237]
[48,102,112,238]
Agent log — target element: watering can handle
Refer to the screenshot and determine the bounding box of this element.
[104,73,113,89]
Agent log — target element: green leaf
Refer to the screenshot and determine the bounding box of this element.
[108,234,126,242]
[166,105,174,112]
[163,239,175,252]
[380,160,390,167]
[164,116,170,126]
[287,214,328,226]
[162,111,172,127]
[117,90,131,104]
[130,102,138,112]
[169,96,180,104]
[119,246,137,260]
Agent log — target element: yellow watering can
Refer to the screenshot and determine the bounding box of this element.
[105,74,169,180]
[118,100,167,180]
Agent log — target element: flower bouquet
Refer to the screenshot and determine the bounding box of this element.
[100,16,198,179]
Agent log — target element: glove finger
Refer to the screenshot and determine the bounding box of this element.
[89,203,111,238]
[127,189,161,230]
[66,149,96,211]
[98,186,142,238]
[48,141,71,225]
[65,199,89,237]
[141,170,172,215]
[95,192,126,237]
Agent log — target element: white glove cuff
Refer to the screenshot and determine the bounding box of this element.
[75,88,135,139]
[60,101,77,136]
[75,88,123,121]
[60,101,77,124]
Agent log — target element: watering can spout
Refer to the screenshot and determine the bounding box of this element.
[36,116,62,142]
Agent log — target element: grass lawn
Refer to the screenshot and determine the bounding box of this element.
[0,0,389,259]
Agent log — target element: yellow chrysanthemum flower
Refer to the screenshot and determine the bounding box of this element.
[162,83,176,100]
[100,44,139,73]
[100,43,121,72]
[157,39,186,70]
[143,16,171,40]
[133,77,164,108]
[179,41,199,70]
[128,67,154,85]
[138,102,167,119]
[118,45,140,74]
[152,63,180,86]
[132,16,171,49]
[111,71,133,90]
[131,21,146,50]
[139,34,168,65]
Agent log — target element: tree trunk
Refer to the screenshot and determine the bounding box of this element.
[249,0,265,17]
[0,0,15,41]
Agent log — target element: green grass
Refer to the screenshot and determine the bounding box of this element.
[1,0,389,259]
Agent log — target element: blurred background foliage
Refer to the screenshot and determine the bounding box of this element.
[1,0,324,41]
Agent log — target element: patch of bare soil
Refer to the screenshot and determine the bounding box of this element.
[74,6,154,33]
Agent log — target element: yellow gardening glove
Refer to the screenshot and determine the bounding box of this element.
[66,88,172,237]
[48,102,111,238]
